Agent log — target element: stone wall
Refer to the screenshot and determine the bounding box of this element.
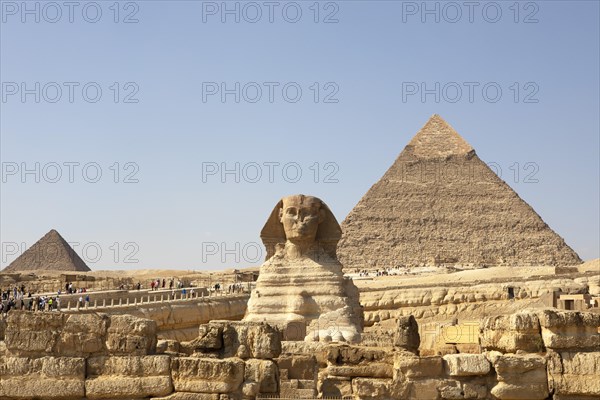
[67,295,249,341]
[359,276,592,326]
[1,309,599,399]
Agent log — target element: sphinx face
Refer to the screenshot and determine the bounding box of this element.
[280,200,321,243]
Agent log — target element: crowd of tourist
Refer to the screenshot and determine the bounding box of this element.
[227,283,245,293]
[356,267,404,277]
[1,277,249,318]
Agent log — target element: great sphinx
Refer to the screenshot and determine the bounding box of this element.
[244,194,363,343]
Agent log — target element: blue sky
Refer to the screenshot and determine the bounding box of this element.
[1,0,598,270]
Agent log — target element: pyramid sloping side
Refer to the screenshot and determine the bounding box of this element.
[338,118,582,269]
[2,230,91,272]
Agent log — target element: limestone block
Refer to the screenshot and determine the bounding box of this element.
[0,356,85,399]
[106,314,157,355]
[334,345,392,365]
[151,393,220,400]
[319,376,353,397]
[157,339,181,354]
[480,312,543,353]
[537,310,600,351]
[352,378,409,400]
[171,357,244,393]
[276,354,318,380]
[4,311,111,357]
[243,359,278,395]
[217,321,281,359]
[462,382,487,399]
[443,354,490,376]
[4,311,65,356]
[409,379,440,400]
[327,363,393,378]
[85,355,173,399]
[394,352,443,380]
[197,323,224,350]
[491,354,548,400]
[438,380,463,399]
[56,313,109,356]
[394,315,420,352]
[549,351,600,397]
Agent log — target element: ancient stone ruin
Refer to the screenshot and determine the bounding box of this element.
[338,115,582,269]
[0,117,597,399]
[3,229,91,273]
[244,194,363,343]
[1,308,599,399]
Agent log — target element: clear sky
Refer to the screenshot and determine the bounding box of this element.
[1,0,598,270]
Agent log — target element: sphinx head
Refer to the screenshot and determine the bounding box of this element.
[261,194,342,260]
[279,195,324,245]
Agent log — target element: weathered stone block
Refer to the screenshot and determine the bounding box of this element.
[0,356,85,399]
[491,354,548,400]
[276,354,318,381]
[157,339,181,354]
[214,321,281,359]
[394,352,443,379]
[328,363,393,378]
[57,313,109,356]
[85,355,173,399]
[106,314,157,355]
[443,354,490,376]
[438,380,463,399]
[243,359,278,395]
[352,378,409,400]
[319,376,352,397]
[197,323,224,350]
[151,393,220,400]
[548,351,600,397]
[171,357,245,394]
[4,311,65,356]
[462,382,487,399]
[394,315,420,351]
[409,379,440,400]
[537,310,600,351]
[480,312,543,353]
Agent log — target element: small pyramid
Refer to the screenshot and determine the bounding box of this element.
[2,229,91,273]
[338,115,582,269]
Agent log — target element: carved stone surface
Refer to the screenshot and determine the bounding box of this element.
[244,195,363,343]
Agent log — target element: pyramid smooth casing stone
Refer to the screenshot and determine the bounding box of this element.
[338,114,582,269]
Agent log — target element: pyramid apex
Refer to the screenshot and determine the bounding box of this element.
[405,115,474,159]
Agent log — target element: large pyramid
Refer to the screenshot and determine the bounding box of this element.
[338,115,582,269]
[2,229,91,272]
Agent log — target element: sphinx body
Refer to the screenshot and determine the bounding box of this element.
[243,195,363,343]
